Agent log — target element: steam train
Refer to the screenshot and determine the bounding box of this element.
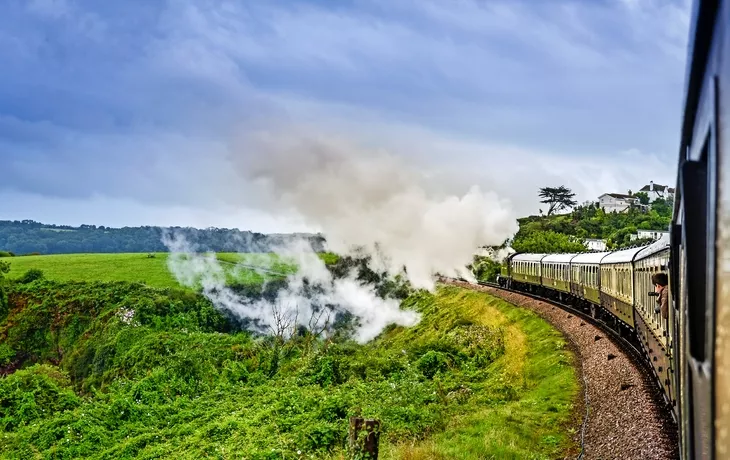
[499,2,730,456]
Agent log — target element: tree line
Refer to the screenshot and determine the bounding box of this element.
[0,220,326,255]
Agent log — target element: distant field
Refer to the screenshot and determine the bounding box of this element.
[4,252,338,289]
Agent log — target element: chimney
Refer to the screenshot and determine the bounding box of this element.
[649,180,654,191]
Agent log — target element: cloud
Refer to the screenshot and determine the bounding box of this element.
[0,0,691,228]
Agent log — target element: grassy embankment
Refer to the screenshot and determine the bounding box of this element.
[0,265,579,460]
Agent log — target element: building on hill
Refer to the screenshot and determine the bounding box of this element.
[584,238,607,251]
[598,193,638,213]
[638,181,675,202]
[630,229,670,241]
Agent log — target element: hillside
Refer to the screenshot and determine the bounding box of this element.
[511,198,673,253]
[0,220,326,255]
[0,279,578,459]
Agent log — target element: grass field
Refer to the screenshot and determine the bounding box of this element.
[383,287,580,458]
[4,252,338,289]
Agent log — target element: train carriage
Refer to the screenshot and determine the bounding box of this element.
[599,247,642,328]
[510,253,546,286]
[633,234,677,410]
[569,252,609,304]
[541,253,577,294]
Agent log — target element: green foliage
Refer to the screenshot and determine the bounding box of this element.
[0,260,9,321]
[0,281,578,458]
[1,281,233,372]
[512,230,585,254]
[17,269,44,284]
[416,350,450,378]
[635,191,650,205]
[0,364,81,431]
[0,219,327,254]
[0,251,15,257]
[5,252,335,289]
[514,198,673,251]
[471,256,503,282]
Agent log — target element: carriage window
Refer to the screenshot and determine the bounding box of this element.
[621,268,625,296]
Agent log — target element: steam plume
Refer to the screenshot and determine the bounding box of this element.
[161,230,420,343]
[162,126,517,342]
[232,128,519,289]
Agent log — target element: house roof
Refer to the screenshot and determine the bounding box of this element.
[599,193,635,200]
[639,183,675,193]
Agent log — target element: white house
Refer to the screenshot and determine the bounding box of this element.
[598,193,638,213]
[638,181,675,202]
[584,238,607,251]
[630,230,670,241]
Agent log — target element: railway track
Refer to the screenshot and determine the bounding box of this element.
[440,277,679,459]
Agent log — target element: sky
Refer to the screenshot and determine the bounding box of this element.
[0,0,692,233]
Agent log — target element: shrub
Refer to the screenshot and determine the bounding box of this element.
[416,350,450,379]
[0,364,81,431]
[17,269,45,284]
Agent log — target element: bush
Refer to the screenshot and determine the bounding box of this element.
[416,350,450,379]
[0,364,81,431]
[17,269,45,284]
[0,251,15,257]
[471,256,502,283]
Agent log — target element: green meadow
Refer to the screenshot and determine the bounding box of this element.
[4,252,339,289]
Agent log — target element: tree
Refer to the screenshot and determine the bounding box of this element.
[471,255,503,282]
[635,192,650,205]
[538,186,578,216]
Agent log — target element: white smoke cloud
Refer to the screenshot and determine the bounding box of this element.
[230,126,519,289]
[161,230,420,343]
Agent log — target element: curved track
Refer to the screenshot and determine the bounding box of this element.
[442,278,678,459]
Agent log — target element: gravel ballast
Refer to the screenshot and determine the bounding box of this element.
[446,280,678,459]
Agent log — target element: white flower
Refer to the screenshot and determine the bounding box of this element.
[117,307,136,325]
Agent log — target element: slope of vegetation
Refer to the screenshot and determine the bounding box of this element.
[512,198,673,253]
[0,277,579,459]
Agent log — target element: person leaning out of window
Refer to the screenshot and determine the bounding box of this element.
[652,273,669,319]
